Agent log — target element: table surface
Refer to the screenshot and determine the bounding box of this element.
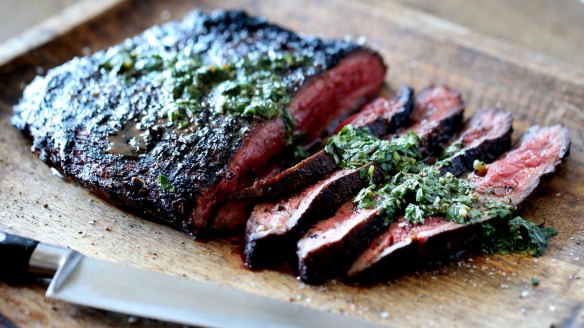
[2,0,584,69]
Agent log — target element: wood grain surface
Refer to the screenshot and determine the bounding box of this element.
[0,0,80,43]
[392,0,584,70]
[0,0,583,327]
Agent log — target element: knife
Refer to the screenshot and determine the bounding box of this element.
[0,232,382,327]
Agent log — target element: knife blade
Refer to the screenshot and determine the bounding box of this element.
[0,232,383,327]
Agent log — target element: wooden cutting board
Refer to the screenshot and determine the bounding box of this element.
[1,0,583,326]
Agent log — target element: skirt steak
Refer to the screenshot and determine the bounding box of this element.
[11,10,387,236]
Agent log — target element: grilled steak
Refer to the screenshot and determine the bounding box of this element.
[244,168,371,267]
[11,10,386,236]
[438,109,512,176]
[236,86,415,201]
[221,87,414,232]
[406,85,464,157]
[334,86,415,136]
[244,85,463,268]
[297,203,380,284]
[466,125,570,203]
[234,149,338,201]
[347,125,570,283]
[297,109,513,284]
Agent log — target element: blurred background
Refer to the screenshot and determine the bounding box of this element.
[1,0,583,68]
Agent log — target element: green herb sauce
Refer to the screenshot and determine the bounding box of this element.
[440,141,464,159]
[157,175,176,193]
[354,167,480,225]
[481,208,557,256]
[325,125,556,256]
[100,48,310,130]
[325,126,421,173]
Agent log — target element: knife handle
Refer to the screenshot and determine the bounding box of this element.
[0,232,39,281]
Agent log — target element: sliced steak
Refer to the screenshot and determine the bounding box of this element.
[244,167,371,267]
[347,125,570,283]
[11,10,386,236]
[224,87,414,232]
[297,203,383,284]
[439,108,512,176]
[405,85,465,157]
[297,109,513,284]
[467,125,570,204]
[234,149,338,201]
[236,86,415,201]
[334,86,415,136]
[245,85,463,269]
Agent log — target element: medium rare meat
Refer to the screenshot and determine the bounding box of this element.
[236,86,415,201]
[467,125,570,203]
[244,168,371,267]
[438,109,512,176]
[334,86,415,136]
[406,85,465,157]
[347,125,570,283]
[244,85,464,268]
[297,203,380,284]
[222,87,414,232]
[297,109,513,284]
[234,149,338,201]
[11,10,386,236]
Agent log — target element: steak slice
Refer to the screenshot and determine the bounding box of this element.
[297,109,513,284]
[438,109,512,176]
[406,85,465,157]
[244,168,371,267]
[347,125,570,283]
[297,203,381,284]
[333,85,415,136]
[11,10,386,236]
[244,85,463,268]
[234,149,338,201]
[236,86,415,201]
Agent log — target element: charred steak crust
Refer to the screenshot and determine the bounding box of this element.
[297,205,384,284]
[392,86,416,130]
[12,10,385,234]
[234,150,338,200]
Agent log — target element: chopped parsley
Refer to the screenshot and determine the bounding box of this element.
[326,125,556,257]
[481,215,557,257]
[157,175,176,193]
[355,167,480,225]
[440,141,464,159]
[325,126,421,173]
[354,172,410,225]
[100,48,311,130]
[328,126,482,226]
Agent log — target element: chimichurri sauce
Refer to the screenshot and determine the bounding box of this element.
[100,47,311,155]
[325,125,556,256]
